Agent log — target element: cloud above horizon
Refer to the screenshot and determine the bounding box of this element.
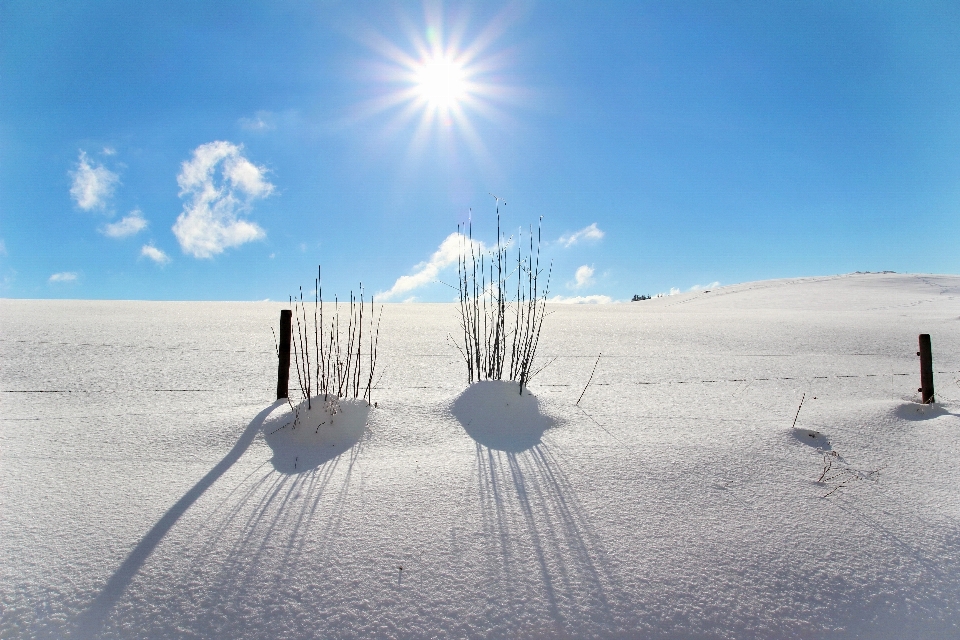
[689,281,720,291]
[49,271,78,283]
[69,151,119,211]
[558,223,604,247]
[548,294,614,304]
[102,210,148,238]
[655,281,720,297]
[140,244,171,265]
[379,232,486,301]
[172,141,273,259]
[569,264,595,290]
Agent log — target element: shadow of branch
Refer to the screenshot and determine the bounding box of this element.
[73,399,285,639]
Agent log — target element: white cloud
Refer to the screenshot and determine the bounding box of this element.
[102,146,117,156]
[379,232,486,301]
[49,272,78,283]
[141,244,171,265]
[102,210,148,238]
[688,281,720,291]
[70,151,119,211]
[654,287,681,297]
[568,264,595,290]
[558,223,604,247]
[172,141,273,258]
[548,294,614,304]
[655,281,720,297]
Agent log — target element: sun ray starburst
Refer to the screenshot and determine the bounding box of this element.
[352,4,523,170]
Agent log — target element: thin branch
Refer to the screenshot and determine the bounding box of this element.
[576,353,602,406]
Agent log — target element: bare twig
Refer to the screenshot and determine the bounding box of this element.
[792,393,806,429]
[576,353,602,406]
[817,450,882,498]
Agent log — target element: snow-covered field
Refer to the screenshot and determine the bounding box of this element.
[2,273,959,639]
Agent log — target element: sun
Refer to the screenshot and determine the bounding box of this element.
[415,55,467,109]
[354,5,520,162]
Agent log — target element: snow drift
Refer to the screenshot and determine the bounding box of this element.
[1,273,959,639]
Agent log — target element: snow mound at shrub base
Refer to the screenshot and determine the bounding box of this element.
[790,426,832,450]
[262,396,369,473]
[451,380,557,452]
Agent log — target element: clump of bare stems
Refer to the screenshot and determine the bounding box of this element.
[452,198,552,394]
[817,450,882,498]
[286,267,382,429]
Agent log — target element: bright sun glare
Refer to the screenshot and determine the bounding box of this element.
[415,56,467,109]
[358,7,518,165]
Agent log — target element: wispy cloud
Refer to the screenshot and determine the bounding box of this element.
[568,264,595,290]
[172,141,273,259]
[239,110,276,131]
[548,294,614,304]
[49,272,78,283]
[102,210,148,238]
[656,287,681,297]
[558,223,604,248]
[688,281,720,291]
[69,151,119,211]
[0,239,6,256]
[140,244,171,265]
[379,232,486,301]
[656,282,719,297]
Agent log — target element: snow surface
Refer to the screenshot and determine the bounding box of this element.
[264,397,370,475]
[1,273,959,639]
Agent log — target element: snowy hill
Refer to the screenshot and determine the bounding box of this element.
[2,273,959,639]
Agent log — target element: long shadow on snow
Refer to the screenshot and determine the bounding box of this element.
[74,400,285,639]
[474,443,618,629]
[91,413,365,638]
[191,437,364,608]
[452,382,619,630]
[825,499,960,637]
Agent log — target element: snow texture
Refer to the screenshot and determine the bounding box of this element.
[2,273,960,639]
[264,398,370,474]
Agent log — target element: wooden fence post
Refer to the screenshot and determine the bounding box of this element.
[918,333,934,404]
[277,310,292,399]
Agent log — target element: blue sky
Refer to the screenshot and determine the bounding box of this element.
[2,1,958,302]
